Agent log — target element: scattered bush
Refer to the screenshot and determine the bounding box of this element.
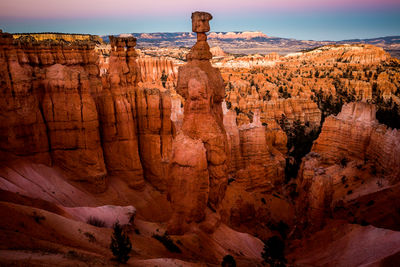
[339,157,348,168]
[269,221,289,239]
[261,236,286,267]
[366,200,375,207]
[221,254,236,267]
[84,232,96,243]
[279,116,320,182]
[32,211,45,224]
[234,107,242,116]
[160,70,168,88]
[110,222,132,263]
[153,232,181,253]
[227,178,236,185]
[87,216,106,228]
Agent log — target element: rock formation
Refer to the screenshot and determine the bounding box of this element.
[168,12,228,234]
[210,46,227,57]
[96,36,144,189]
[296,102,400,232]
[312,102,400,180]
[137,56,177,85]
[136,84,173,191]
[1,20,400,266]
[220,104,291,238]
[0,32,107,192]
[0,32,174,192]
[13,33,103,43]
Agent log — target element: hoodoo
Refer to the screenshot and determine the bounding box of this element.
[168,12,229,234]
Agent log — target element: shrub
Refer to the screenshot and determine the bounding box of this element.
[221,254,236,267]
[152,232,181,253]
[340,157,348,168]
[227,178,236,185]
[279,117,320,182]
[87,216,106,228]
[32,211,45,224]
[110,222,132,263]
[261,236,286,267]
[160,70,168,88]
[84,232,96,243]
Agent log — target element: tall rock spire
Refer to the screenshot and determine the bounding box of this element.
[168,11,228,234]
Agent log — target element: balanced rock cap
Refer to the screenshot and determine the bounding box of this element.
[191,12,213,33]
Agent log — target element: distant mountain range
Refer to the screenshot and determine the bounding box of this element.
[101,32,400,58]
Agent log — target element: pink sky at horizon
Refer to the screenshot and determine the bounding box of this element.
[1,0,400,19]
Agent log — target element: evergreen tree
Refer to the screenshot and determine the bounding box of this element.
[261,236,286,267]
[160,70,168,88]
[221,254,236,267]
[110,222,132,263]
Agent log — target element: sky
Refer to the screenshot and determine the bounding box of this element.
[0,0,399,40]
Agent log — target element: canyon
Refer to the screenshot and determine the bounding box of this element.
[1,12,400,267]
[100,32,400,59]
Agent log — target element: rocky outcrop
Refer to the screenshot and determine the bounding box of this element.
[0,32,175,192]
[312,102,400,180]
[210,46,226,57]
[285,44,391,65]
[0,32,107,191]
[0,32,50,164]
[296,102,400,232]
[224,108,285,186]
[96,36,144,189]
[136,85,173,191]
[137,56,177,85]
[13,33,103,43]
[167,12,228,234]
[221,106,289,237]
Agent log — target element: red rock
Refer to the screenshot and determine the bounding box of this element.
[168,12,228,233]
[0,32,107,192]
[97,37,144,189]
[136,84,173,191]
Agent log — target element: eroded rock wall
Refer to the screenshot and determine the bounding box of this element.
[297,102,400,232]
[0,32,174,192]
[0,32,107,191]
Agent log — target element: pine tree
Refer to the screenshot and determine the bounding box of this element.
[110,222,132,263]
[160,70,168,88]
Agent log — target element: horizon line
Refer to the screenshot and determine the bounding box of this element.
[8,31,400,42]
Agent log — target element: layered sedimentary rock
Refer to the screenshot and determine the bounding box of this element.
[0,32,50,163]
[297,102,400,232]
[168,12,228,234]
[96,36,144,189]
[223,107,285,186]
[13,33,103,43]
[312,102,400,180]
[1,32,175,192]
[221,105,289,237]
[136,85,173,191]
[137,56,177,85]
[285,44,391,65]
[210,46,226,57]
[0,31,107,191]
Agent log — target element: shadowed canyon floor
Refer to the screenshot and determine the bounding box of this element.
[1,13,400,267]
